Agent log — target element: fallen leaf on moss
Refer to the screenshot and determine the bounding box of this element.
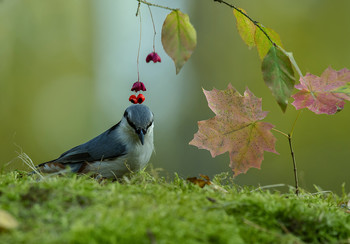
[0,210,18,231]
[187,174,212,188]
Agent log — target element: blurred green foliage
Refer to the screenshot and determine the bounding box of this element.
[0,0,93,167]
[1,0,349,193]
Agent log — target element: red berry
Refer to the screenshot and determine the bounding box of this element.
[146,53,154,63]
[146,52,161,63]
[137,94,145,104]
[140,82,146,91]
[129,95,137,104]
[153,53,161,63]
[131,81,146,92]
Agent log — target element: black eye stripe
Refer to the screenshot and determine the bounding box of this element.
[146,120,153,129]
[126,117,137,130]
[126,116,153,134]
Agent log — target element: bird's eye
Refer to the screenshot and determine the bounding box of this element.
[123,111,128,118]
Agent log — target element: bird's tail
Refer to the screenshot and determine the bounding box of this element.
[29,161,83,177]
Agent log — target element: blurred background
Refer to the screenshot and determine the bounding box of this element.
[1,0,349,194]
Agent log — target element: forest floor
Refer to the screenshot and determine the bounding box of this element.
[0,170,349,244]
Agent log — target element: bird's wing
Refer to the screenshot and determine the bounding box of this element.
[58,123,127,162]
[38,123,127,173]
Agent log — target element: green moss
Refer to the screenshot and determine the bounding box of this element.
[0,171,349,243]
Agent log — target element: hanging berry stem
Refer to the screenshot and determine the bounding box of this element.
[147,5,157,52]
[137,7,142,82]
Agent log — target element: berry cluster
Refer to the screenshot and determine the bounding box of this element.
[129,52,161,104]
[129,94,145,104]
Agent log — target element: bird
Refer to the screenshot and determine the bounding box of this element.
[34,104,154,179]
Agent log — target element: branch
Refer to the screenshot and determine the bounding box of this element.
[137,0,178,15]
[272,110,302,196]
[214,0,307,84]
[288,133,299,195]
[213,0,276,46]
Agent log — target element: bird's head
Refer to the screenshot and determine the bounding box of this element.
[122,104,154,145]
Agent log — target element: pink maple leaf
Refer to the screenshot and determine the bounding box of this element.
[189,84,278,176]
[292,67,350,114]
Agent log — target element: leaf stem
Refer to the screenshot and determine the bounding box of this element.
[278,46,307,85]
[289,110,302,138]
[271,128,289,138]
[137,0,178,12]
[213,0,276,46]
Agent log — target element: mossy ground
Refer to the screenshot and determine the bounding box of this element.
[0,170,349,244]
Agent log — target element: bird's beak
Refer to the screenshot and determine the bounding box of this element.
[137,130,145,145]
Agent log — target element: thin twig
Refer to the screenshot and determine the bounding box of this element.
[272,127,300,195]
[288,133,299,195]
[136,0,141,16]
[251,184,286,192]
[213,0,276,46]
[288,110,302,195]
[272,112,301,196]
[138,0,178,11]
[309,191,332,196]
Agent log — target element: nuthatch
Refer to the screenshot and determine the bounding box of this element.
[35,104,154,178]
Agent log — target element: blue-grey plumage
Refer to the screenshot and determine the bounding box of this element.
[35,104,154,179]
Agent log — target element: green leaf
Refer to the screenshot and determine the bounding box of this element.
[233,8,256,48]
[332,82,350,96]
[161,10,197,74]
[261,46,295,112]
[255,25,282,60]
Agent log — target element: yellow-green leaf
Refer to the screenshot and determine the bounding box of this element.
[0,210,18,231]
[161,10,197,74]
[255,25,282,60]
[233,8,256,48]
